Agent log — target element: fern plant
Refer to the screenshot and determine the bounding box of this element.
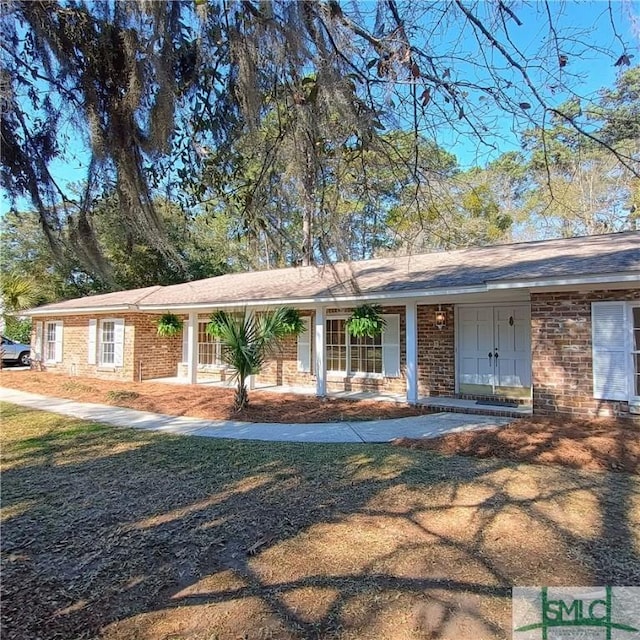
[280,307,306,336]
[156,313,183,337]
[346,304,385,338]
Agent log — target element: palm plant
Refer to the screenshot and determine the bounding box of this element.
[207,307,304,411]
[1,272,39,314]
[0,272,39,369]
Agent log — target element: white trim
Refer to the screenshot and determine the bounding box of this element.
[315,307,326,397]
[28,305,136,316]
[405,302,418,404]
[187,312,198,384]
[44,321,61,364]
[97,318,122,367]
[487,272,640,290]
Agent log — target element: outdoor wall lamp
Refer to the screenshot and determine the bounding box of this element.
[435,305,447,330]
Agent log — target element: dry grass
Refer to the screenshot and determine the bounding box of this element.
[2,403,639,640]
[395,416,640,474]
[0,370,426,423]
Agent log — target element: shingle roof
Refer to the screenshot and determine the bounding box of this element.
[29,232,640,314]
[29,285,163,312]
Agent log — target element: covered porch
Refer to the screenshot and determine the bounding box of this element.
[150,291,534,418]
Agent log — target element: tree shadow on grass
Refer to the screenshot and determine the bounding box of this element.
[2,404,639,640]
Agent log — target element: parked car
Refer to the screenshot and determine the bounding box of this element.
[1,336,31,366]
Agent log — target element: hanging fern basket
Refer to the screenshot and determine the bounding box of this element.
[346,305,386,338]
[156,313,183,338]
[280,307,306,336]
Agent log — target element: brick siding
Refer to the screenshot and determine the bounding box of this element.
[256,306,408,395]
[417,303,455,397]
[30,313,183,382]
[132,313,184,380]
[34,291,639,418]
[531,289,639,417]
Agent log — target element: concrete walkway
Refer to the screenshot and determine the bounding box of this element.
[0,387,512,444]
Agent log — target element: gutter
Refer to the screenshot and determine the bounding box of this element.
[27,304,137,317]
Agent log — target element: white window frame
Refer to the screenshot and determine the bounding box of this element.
[349,330,383,376]
[44,321,59,363]
[325,314,399,379]
[99,319,116,366]
[197,321,226,368]
[326,316,349,374]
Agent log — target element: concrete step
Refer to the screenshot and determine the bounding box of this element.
[419,397,532,419]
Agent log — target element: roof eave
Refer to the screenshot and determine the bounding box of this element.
[487,271,640,290]
[27,304,137,317]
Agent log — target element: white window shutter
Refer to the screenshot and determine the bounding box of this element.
[382,314,401,378]
[54,321,64,363]
[182,325,189,363]
[592,302,627,401]
[33,321,43,361]
[297,317,312,372]
[88,319,97,364]
[113,319,125,367]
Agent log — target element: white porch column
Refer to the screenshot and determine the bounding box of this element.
[187,311,198,384]
[405,301,418,404]
[315,306,326,397]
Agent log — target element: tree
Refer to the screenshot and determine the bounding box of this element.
[0,272,39,314]
[0,199,231,300]
[512,69,640,237]
[206,308,304,411]
[0,272,39,349]
[2,1,638,279]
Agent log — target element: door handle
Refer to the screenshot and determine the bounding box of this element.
[488,352,493,361]
[494,350,499,360]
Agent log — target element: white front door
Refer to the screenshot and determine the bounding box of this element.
[458,304,531,397]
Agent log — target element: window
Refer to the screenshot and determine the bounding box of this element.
[198,322,225,366]
[326,318,347,372]
[45,322,58,362]
[100,320,115,365]
[350,332,382,374]
[326,317,393,376]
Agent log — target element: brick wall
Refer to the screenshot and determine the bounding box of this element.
[132,313,184,380]
[255,306,408,395]
[531,289,639,417]
[30,313,183,382]
[417,303,455,397]
[31,314,135,380]
[257,328,315,388]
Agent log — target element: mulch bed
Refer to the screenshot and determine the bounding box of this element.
[395,416,640,473]
[0,370,426,423]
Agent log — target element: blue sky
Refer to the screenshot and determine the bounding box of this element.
[2,0,639,215]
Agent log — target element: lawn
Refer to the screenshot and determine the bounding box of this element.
[1,403,639,640]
